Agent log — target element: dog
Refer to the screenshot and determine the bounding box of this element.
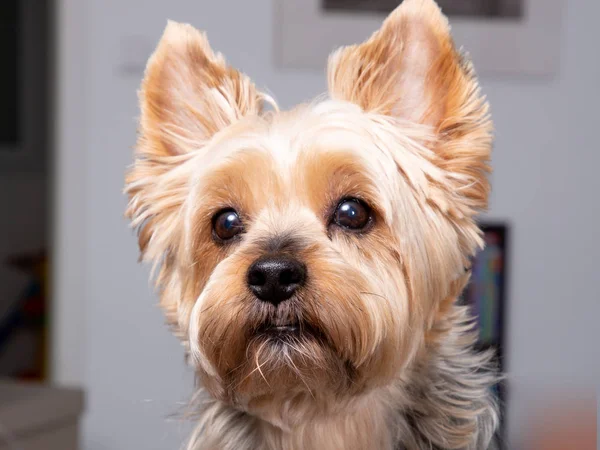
[125,0,499,448]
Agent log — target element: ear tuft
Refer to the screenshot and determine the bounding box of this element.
[328,0,492,211]
[139,21,263,158]
[328,0,459,125]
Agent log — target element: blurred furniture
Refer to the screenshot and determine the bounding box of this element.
[0,380,84,450]
[0,251,49,381]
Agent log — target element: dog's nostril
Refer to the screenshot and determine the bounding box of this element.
[248,270,266,287]
[247,255,306,305]
[279,268,302,286]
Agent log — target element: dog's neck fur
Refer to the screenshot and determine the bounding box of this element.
[186,305,499,450]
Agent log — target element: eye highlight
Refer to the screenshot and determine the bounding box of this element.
[332,198,372,232]
[212,209,244,242]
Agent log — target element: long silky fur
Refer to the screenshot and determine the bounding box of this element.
[124,1,501,449]
[182,304,500,450]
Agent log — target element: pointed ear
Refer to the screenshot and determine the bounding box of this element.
[126,22,264,257]
[139,21,263,158]
[328,0,492,210]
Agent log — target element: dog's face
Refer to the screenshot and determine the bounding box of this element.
[126,0,491,409]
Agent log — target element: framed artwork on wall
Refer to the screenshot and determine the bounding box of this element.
[323,0,523,17]
[461,223,509,443]
[464,224,508,351]
[274,0,562,75]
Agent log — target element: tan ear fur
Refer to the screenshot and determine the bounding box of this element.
[140,21,263,157]
[328,0,492,211]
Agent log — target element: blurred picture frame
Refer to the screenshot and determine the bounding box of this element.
[274,0,562,75]
[462,223,509,439]
[464,223,508,351]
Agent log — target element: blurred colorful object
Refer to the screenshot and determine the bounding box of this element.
[464,225,507,347]
[0,250,49,381]
[524,400,596,450]
[461,224,508,444]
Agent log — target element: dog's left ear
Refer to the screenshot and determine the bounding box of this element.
[328,0,492,211]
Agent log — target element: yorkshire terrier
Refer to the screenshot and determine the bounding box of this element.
[125,0,499,448]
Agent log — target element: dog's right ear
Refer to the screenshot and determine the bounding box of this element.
[138,21,264,158]
[126,22,263,258]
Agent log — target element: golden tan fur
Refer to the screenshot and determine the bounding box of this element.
[125,1,499,448]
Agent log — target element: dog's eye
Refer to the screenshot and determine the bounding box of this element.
[333,199,372,231]
[212,209,244,242]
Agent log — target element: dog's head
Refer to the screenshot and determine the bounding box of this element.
[126,0,491,408]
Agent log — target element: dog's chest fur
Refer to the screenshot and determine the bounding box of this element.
[187,306,499,450]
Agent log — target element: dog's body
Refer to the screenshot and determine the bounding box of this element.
[125,1,499,448]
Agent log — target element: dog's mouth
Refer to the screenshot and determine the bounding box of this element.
[256,323,300,338]
[255,322,323,342]
[269,325,299,333]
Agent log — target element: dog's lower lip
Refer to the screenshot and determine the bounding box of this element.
[273,325,298,332]
[257,324,300,335]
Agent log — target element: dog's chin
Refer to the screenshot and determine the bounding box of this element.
[220,321,352,401]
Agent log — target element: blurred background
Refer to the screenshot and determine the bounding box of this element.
[0,0,597,449]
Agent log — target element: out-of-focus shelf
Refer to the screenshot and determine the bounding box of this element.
[0,379,84,450]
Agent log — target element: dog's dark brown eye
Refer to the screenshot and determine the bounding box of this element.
[333,199,371,231]
[212,209,243,241]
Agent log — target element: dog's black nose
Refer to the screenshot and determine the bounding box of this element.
[247,255,306,305]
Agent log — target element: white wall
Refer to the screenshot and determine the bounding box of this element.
[55,0,600,449]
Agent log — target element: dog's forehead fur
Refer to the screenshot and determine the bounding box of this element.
[185,99,452,229]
